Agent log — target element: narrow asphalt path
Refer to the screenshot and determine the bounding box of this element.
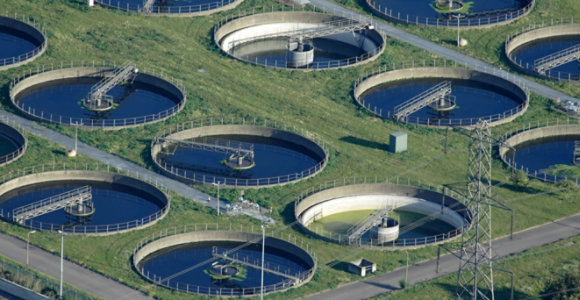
[0,232,151,300]
[303,213,580,300]
[310,0,578,103]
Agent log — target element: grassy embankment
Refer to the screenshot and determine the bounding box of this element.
[0,0,578,299]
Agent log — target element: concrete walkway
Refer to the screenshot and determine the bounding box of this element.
[303,213,580,300]
[311,0,578,103]
[0,232,151,300]
[0,110,273,223]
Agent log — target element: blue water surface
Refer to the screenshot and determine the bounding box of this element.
[361,78,523,123]
[512,36,580,79]
[140,241,310,293]
[158,135,323,183]
[0,181,165,230]
[0,26,38,61]
[16,78,180,122]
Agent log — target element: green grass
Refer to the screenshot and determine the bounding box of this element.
[372,235,580,299]
[0,0,578,299]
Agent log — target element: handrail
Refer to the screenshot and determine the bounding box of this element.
[9,61,187,129]
[95,0,240,14]
[213,8,384,70]
[153,117,329,187]
[133,223,317,296]
[294,176,469,248]
[0,162,171,234]
[353,60,529,127]
[500,118,580,186]
[505,19,579,83]
[366,0,535,28]
[0,13,47,68]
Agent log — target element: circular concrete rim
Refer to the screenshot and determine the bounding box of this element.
[366,0,535,29]
[353,67,529,128]
[505,24,580,83]
[94,0,243,17]
[0,15,47,71]
[294,183,471,249]
[0,170,170,235]
[0,122,27,167]
[499,124,580,181]
[151,124,328,188]
[214,11,385,70]
[133,230,316,296]
[9,66,186,130]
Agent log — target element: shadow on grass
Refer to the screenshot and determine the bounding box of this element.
[139,139,156,167]
[491,179,545,195]
[340,135,388,151]
[326,260,351,273]
[435,282,531,299]
[442,39,459,47]
[51,149,67,156]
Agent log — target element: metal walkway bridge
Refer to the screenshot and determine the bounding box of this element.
[393,81,452,120]
[84,62,137,110]
[345,206,391,244]
[228,18,370,49]
[159,137,255,162]
[12,186,92,224]
[212,247,301,284]
[534,44,580,75]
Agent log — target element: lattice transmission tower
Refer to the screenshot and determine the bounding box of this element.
[456,120,495,300]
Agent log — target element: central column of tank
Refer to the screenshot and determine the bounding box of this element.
[286,38,314,68]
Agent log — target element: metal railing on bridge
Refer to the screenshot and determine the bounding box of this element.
[227,18,369,50]
[534,44,580,75]
[345,206,390,244]
[12,186,92,224]
[393,81,451,120]
[212,247,301,284]
[158,137,254,162]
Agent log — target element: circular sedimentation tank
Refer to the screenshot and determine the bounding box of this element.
[354,67,528,127]
[9,64,186,129]
[295,182,471,248]
[0,170,169,234]
[151,120,328,188]
[0,15,46,71]
[94,0,242,16]
[133,229,316,296]
[366,0,534,28]
[214,12,385,69]
[506,24,580,83]
[500,124,580,182]
[0,122,27,166]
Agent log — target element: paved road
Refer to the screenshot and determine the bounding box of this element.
[0,232,151,300]
[303,213,580,300]
[311,0,578,103]
[0,110,273,223]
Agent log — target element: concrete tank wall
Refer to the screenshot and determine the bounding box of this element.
[299,194,466,229]
[216,12,346,44]
[499,124,580,160]
[353,67,529,128]
[505,24,580,79]
[215,12,384,70]
[0,170,170,234]
[9,67,186,129]
[151,124,328,188]
[133,230,316,293]
[140,0,243,17]
[294,183,470,248]
[0,16,47,71]
[0,122,27,166]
